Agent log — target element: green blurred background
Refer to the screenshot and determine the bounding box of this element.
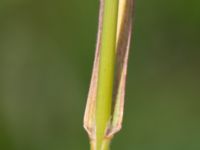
[0,0,200,149]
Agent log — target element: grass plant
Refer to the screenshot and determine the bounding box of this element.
[84,0,134,149]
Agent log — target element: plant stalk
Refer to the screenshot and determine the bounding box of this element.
[90,139,111,150]
[95,0,119,149]
[84,0,134,149]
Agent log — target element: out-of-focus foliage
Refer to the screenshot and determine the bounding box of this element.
[0,0,200,150]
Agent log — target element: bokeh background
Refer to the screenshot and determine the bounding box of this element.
[0,0,200,149]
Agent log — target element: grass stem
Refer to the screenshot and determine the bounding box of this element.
[95,0,119,149]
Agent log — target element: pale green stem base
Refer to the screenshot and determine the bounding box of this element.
[90,138,111,150]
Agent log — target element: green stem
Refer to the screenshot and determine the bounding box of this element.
[101,139,111,150]
[90,139,111,150]
[96,0,119,149]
